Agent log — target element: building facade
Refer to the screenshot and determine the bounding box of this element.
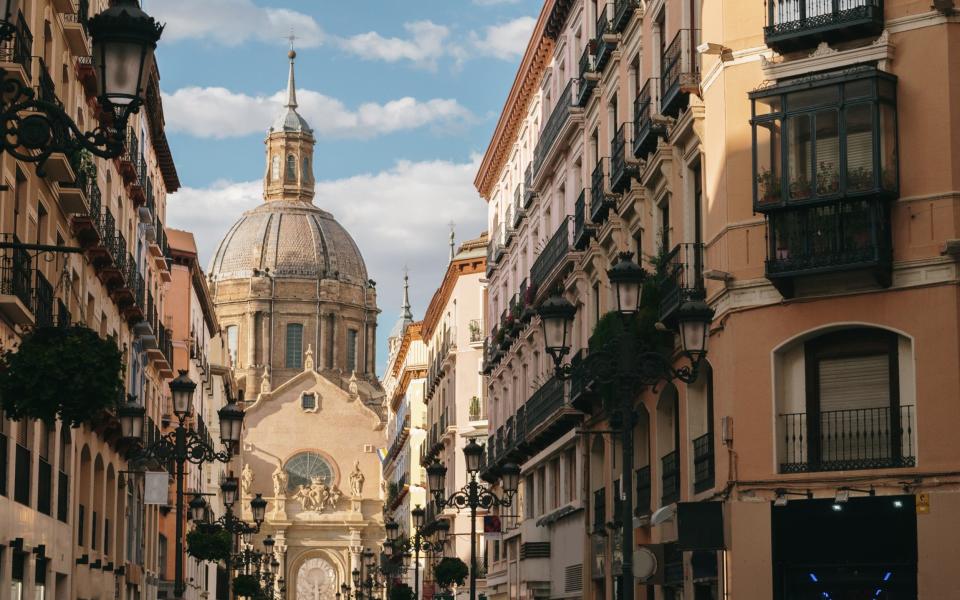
[477,0,960,598]
[0,1,181,599]
[208,50,387,600]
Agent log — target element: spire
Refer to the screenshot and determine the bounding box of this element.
[401,268,413,321]
[286,48,298,109]
[449,221,456,262]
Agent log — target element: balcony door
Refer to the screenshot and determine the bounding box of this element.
[804,328,906,471]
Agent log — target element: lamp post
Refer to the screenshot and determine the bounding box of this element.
[427,440,519,600]
[385,507,448,600]
[118,371,245,600]
[0,0,164,170]
[537,252,714,600]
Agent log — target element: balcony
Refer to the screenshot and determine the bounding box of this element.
[779,405,915,473]
[765,0,884,54]
[575,46,597,108]
[692,432,715,493]
[590,159,615,225]
[33,271,54,327]
[530,217,575,291]
[523,164,537,208]
[765,198,892,297]
[633,79,666,160]
[62,0,91,56]
[523,377,580,454]
[660,29,700,118]
[0,240,34,325]
[593,5,616,72]
[635,465,652,516]
[568,350,595,412]
[573,190,593,250]
[610,124,639,193]
[118,127,140,185]
[0,13,32,87]
[658,242,705,327]
[512,183,525,229]
[661,450,680,506]
[612,0,639,33]
[533,80,579,180]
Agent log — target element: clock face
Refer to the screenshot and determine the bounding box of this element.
[633,547,658,581]
[285,452,334,492]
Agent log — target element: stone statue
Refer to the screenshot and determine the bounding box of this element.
[350,461,365,497]
[304,344,314,371]
[260,365,272,394]
[348,371,359,399]
[272,464,288,499]
[241,464,254,498]
[292,476,342,512]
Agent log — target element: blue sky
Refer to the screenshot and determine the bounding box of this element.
[150,0,537,375]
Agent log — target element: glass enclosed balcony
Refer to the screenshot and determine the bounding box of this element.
[765,0,884,54]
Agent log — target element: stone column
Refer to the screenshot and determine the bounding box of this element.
[329,313,338,370]
[262,311,272,368]
[247,311,257,369]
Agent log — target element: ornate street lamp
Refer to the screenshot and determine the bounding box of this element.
[120,373,241,599]
[429,443,518,600]
[251,493,268,525]
[533,255,716,600]
[188,494,208,524]
[0,0,164,168]
[391,506,444,600]
[221,476,239,508]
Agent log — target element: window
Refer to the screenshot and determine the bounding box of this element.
[751,66,898,210]
[658,197,671,251]
[226,325,238,367]
[283,452,333,492]
[285,323,304,369]
[550,459,560,510]
[536,468,546,515]
[301,393,316,411]
[565,448,576,503]
[14,422,30,506]
[286,154,297,182]
[158,535,168,579]
[346,329,358,373]
[271,156,281,181]
[524,475,534,519]
[302,156,312,182]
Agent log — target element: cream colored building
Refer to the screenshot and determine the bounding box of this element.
[207,51,386,599]
[418,235,488,600]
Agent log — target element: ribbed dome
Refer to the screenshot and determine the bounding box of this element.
[208,201,368,284]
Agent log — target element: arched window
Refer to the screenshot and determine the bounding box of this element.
[285,323,304,369]
[302,155,312,182]
[286,154,297,182]
[284,452,334,492]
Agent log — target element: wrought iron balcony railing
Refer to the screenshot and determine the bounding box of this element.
[765,198,892,297]
[635,465,652,515]
[533,79,575,178]
[524,376,578,452]
[0,13,33,80]
[779,405,915,473]
[575,45,597,107]
[573,189,593,250]
[661,450,680,506]
[659,242,705,326]
[530,217,574,290]
[692,431,715,493]
[523,164,537,207]
[633,79,665,159]
[610,123,639,193]
[594,4,615,71]
[34,271,54,327]
[1,239,32,309]
[660,29,700,118]
[765,0,884,53]
[612,0,639,33]
[37,59,63,109]
[512,183,525,229]
[590,159,615,225]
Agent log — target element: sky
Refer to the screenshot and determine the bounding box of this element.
[148,0,538,376]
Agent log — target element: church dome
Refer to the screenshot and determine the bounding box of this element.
[207,201,368,284]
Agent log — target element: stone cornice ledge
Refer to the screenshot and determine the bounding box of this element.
[761,30,894,81]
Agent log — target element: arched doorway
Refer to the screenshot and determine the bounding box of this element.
[295,557,337,600]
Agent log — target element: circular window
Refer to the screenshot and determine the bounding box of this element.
[284,452,334,493]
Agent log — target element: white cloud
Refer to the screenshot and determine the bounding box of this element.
[167,158,488,371]
[161,87,473,140]
[334,21,450,68]
[470,17,537,60]
[147,0,324,47]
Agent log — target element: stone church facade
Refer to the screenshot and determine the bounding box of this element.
[207,50,386,600]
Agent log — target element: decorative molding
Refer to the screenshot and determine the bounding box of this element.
[761,30,894,80]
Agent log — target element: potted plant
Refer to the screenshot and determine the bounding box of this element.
[434,557,469,589]
[509,303,522,335]
[69,148,97,189]
[390,583,415,600]
[233,574,262,598]
[520,283,538,323]
[788,173,812,199]
[847,166,874,192]
[755,168,781,205]
[816,161,839,195]
[186,526,232,562]
[0,325,124,426]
